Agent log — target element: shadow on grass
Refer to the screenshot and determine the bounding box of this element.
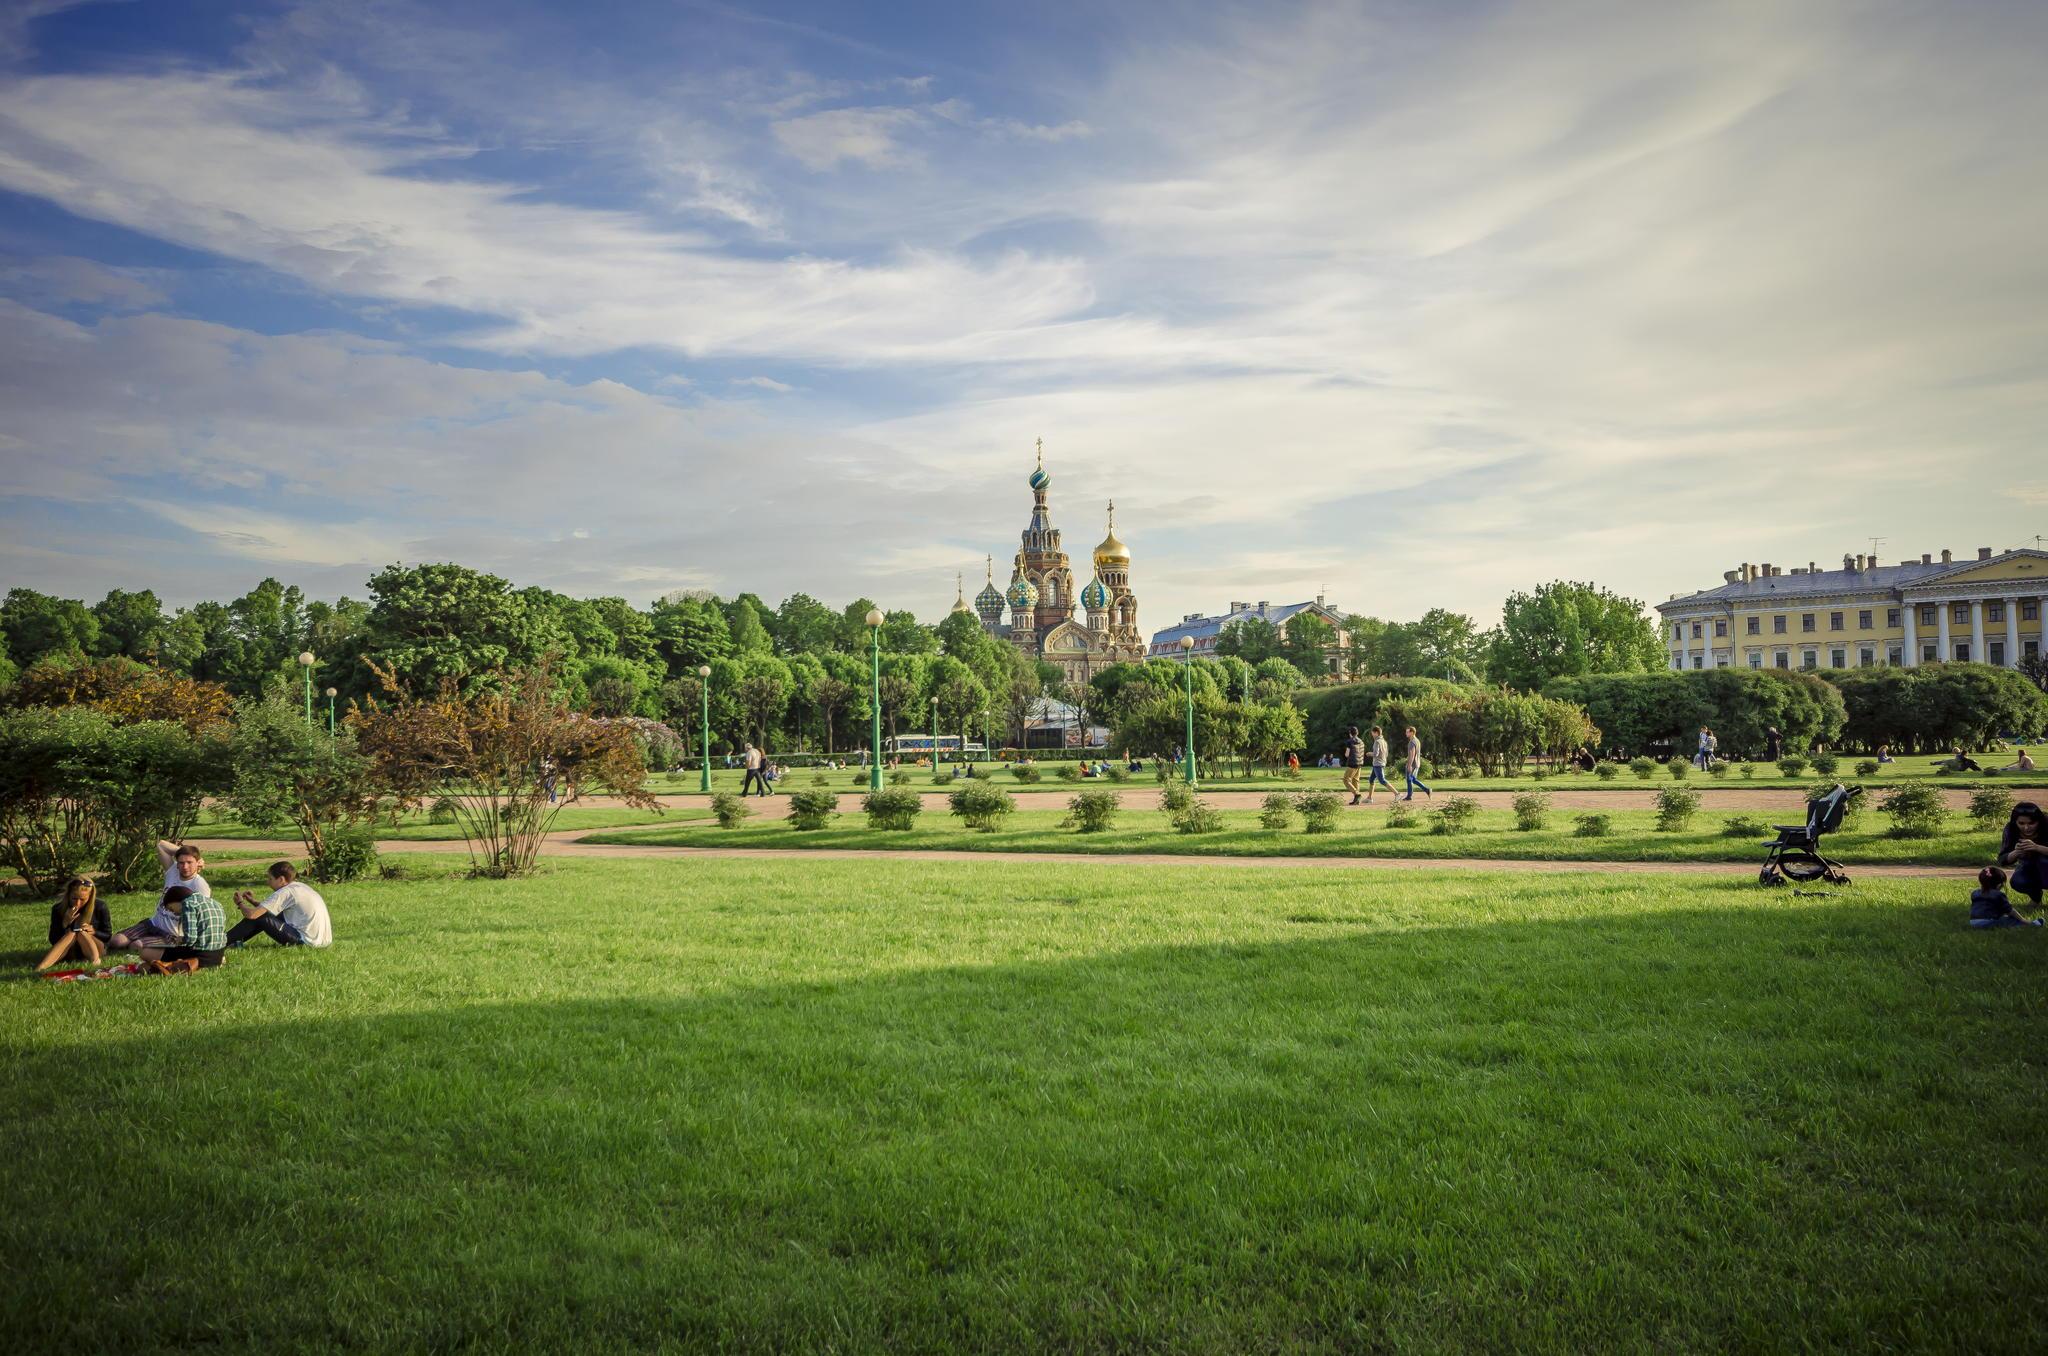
[3,901,2044,1353]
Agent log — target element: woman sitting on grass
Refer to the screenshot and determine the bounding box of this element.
[1998,801,2046,905]
[37,876,111,971]
[1999,749,2036,772]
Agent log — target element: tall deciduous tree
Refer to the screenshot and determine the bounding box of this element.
[361,563,566,693]
[1486,581,1665,690]
[1,588,100,668]
[90,589,168,662]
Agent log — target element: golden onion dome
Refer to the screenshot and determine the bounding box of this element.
[1092,500,1130,566]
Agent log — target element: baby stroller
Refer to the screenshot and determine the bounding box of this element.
[1758,783,1862,886]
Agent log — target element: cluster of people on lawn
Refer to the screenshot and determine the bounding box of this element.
[38,841,333,972]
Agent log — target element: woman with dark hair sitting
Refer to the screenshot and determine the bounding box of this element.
[1999,802,2047,905]
[37,876,112,971]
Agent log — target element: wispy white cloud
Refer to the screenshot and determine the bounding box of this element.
[771,104,922,170]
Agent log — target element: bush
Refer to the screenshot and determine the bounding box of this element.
[1106,765,1131,783]
[1970,786,2015,830]
[1777,756,1808,777]
[1573,813,1612,838]
[1721,815,1768,838]
[932,771,954,786]
[312,824,380,883]
[784,789,839,831]
[1854,760,1880,777]
[1878,781,1946,838]
[1009,764,1042,784]
[1529,766,1549,781]
[1160,780,1195,814]
[849,770,870,787]
[1594,762,1621,781]
[1280,765,1304,781]
[1295,791,1343,834]
[1708,760,1730,778]
[862,787,923,831]
[1667,760,1690,780]
[1628,757,1656,779]
[1385,802,1418,829]
[1435,764,1461,781]
[1064,790,1121,833]
[1429,796,1481,835]
[1810,752,1840,776]
[1171,796,1223,834]
[710,792,751,829]
[948,783,1016,832]
[1057,764,1083,782]
[1511,791,1551,832]
[427,795,459,825]
[1259,792,1295,831]
[888,768,914,787]
[1739,763,1758,779]
[810,770,830,786]
[1654,786,1702,832]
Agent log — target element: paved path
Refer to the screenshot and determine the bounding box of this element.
[569,786,1990,812]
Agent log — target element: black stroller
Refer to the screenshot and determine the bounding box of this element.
[1758,783,1863,886]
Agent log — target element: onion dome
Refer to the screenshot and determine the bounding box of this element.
[1008,574,1038,609]
[975,579,1005,612]
[1092,500,1130,567]
[1029,436,1049,491]
[1081,576,1109,611]
[950,574,971,615]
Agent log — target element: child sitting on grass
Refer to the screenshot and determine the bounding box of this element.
[1970,867,2041,930]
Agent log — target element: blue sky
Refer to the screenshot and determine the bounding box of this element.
[2,0,2043,630]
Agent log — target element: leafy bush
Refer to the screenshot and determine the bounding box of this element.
[849,770,871,787]
[948,783,1016,832]
[1512,791,1551,832]
[710,792,752,829]
[1529,766,1549,781]
[1106,765,1131,783]
[1064,790,1120,833]
[1435,763,1462,780]
[1721,815,1768,838]
[1171,796,1223,834]
[888,768,914,787]
[784,789,839,831]
[1654,785,1702,831]
[1009,764,1042,784]
[1259,792,1294,831]
[1810,752,1840,776]
[1777,756,1808,777]
[1739,763,1758,779]
[1573,813,1612,838]
[1594,762,1621,781]
[932,771,954,786]
[1429,796,1481,835]
[810,770,831,786]
[1878,781,1946,838]
[1385,802,1418,829]
[1295,791,1343,834]
[1160,780,1195,814]
[1970,786,2015,830]
[1667,760,1690,780]
[428,795,459,825]
[1280,765,1304,781]
[312,824,380,883]
[1708,760,1730,778]
[862,787,923,831]
[1057,764,1083,782]
[1628,757,1656,779]
[1854,760,1880,777]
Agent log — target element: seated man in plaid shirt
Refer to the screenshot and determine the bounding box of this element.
[138,886,228,970]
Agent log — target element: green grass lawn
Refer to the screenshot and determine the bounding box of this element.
[588,805,1999,868]
[191,805,702,841]
[2,857,2042,1350]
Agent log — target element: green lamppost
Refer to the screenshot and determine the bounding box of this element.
[297,651,316,724]
[931,695,941,774]
[1178,635,1197,785]
[866,608,884,792]
[981,706,990,762]
[696,664,713,794]
[324,686,337,735]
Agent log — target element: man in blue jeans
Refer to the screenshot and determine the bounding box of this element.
[228,861,334,948]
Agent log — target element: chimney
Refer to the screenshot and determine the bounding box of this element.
[1979,546,1992,560]
[1790,567,1807,575]
[1257,601,1269,616]
[1807,561,1817,573]
[1228,601,1248,614]
[1941,549,1952,564]
[1922,553,1932,564]
[1315,592,1326,608]
[1760,562,1772,577]
[1724,570,1740,584]
[1842,554,1854,571]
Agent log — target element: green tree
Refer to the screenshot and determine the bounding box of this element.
[1486,581,1665,690]
[727,597,773,655]
[1213,617,1280,665]
[90,588,168,662]
[222,698,381,876]
[882,609,938,656]
[650,596,733,674]
[1281,612,1337,678]
[1,589,99,668]
[225,577,311,697]
[361,563,567,694]
[775,593,842,655]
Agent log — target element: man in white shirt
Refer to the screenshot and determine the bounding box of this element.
[109,841,210,952]
[228,860,333,948]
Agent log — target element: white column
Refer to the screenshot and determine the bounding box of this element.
[1970,599,1985,666]
[1678,622,1690,671]
[1903,605,1918,666]
[2007,597,2021,666]
[1936,603,1952,662]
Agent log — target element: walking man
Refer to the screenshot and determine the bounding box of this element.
[1401,726,1432,801]
[1340,726,1365,804]
[739,741,771,796]
[1367,726,1395,800]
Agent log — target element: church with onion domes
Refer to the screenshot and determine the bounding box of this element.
[954,440,1146,687]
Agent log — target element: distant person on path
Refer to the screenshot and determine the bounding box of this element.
[140,886,228,969]
[1765,727,1783,761]
[37,876,111,971]
[1998,802,2046,905]
[229,861,334,948]
[1340,726,1365,804]
[1970,866,2040,929]
[1696,726,1712,769]
[740,742,770,796]
[1367,727,1396,799]
[1400,726,1432,801]
[2000,749,2036,772]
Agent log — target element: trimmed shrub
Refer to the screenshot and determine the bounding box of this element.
[1172,796,1223,834]
[1594,762,1621,781]
[1385,802,1418,829]
[1777,756,1808,777]
[1295,791,1343,834]
[849,770,870,787]
[1106,765,1131,783]
[862,787,923,831]
[1573,812,1612,838]
[784,789,838,831]
[710,792,752,829]
[1512,791,1551,832]
[1529,766,1549,781]
[1708,760,1731,778]
[1721,814,1768,838]
[1259,793,1295,831]
[1160,780,1195,814]
[1628,757,1656,779]
[1667,760,1690,780]
[1429,796,1481,835]
[1810,752,1840,776]
[427,795,459,826]
[1854,760,1880,777]
[810,770,831,786]
[1739,763,1758,779]
[1878,781,1945,838]
[1009,764,1042,784]
[1057,764,1083,782]
[312,825,379,883]
[1064,790,1121,833]
[1970,786,2015,831]
[1654,786,1702,832]
[932,771,955,786]
[888,768,914,787]
[948,783,1016,832]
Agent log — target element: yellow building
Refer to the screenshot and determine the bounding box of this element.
[1656,547,2046,672]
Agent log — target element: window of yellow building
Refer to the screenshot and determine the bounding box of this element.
[1773,615,1787,634]
[1746,616,1760,635]
[1829,611,1843,631]
[1988,601,2005,622]
[1886,608,1900,627]
[1858,609,1872,628]
[1801,613,1816,632]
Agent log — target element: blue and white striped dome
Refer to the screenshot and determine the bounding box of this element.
[1081,576,1109,610]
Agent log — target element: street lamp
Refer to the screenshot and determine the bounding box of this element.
[324,686,337,735]
[931,695,941,773]
[981,705,990,763]
[297,651,316,724]
[1178,635,1197,785]
[866,608,884,792]
[696,665,713,793]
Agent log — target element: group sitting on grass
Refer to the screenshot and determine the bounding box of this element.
[37,842,332,974]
